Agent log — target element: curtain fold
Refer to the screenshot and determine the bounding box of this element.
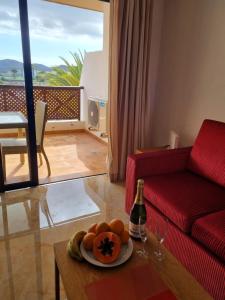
[108,0,156,182]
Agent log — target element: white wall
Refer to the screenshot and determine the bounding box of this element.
[80,51,108,126]
[80,3,109,126]
[81,51,108,100]
[152,0,225,147]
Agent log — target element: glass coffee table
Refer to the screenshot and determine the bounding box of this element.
[54,236,177,300]
[54,229,212,300]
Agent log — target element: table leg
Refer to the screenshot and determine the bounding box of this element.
[55,260,60,300]
[18,128,25,164]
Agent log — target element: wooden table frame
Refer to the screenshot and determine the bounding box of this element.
[55,260,60,300]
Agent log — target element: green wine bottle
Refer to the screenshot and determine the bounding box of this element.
[129,179,147,239]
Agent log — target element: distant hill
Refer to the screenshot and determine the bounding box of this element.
[57,65,68,72]
[0,59,66,74]
[32,63,51,72]
[0,59,23,73]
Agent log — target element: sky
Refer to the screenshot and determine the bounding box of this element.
[0,0,103,66]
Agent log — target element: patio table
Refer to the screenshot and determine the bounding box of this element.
[0,111,28,163]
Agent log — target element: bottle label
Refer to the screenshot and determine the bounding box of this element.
[129,221,145,238]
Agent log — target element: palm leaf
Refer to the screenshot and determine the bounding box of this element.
[46,50,85,86]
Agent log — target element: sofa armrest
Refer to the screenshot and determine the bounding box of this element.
[125,147,192,213]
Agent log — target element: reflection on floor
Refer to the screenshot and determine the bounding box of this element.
[0,175,128,299]
[4,132,108,184]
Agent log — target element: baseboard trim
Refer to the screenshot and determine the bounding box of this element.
[85,129,108,145]
[0,129,87,138]
[0,129,109,143]
[0,133,19,138]
[45,129,85,135]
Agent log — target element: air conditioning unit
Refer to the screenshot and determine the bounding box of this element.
[88,97,108,134]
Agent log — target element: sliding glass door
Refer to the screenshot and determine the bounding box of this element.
[0,0,38,191]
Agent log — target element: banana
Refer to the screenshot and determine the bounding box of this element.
[67,240,83,261]
[67,230,86,261]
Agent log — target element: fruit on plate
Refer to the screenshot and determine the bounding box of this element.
[109,219,124,235]
[67,230,86,261]
[93,232,121,264]
[88,223,97,234]
[120,229,129,244]
[96,222,110,235]
[83,232,96,251]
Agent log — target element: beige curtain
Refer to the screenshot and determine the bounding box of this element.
[108,0,158,182]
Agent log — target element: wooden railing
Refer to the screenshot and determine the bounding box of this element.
[0,85,84,120]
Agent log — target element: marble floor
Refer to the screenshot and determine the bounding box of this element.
[0,175,211,300]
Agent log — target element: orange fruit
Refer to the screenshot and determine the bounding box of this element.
[88,223,97,234]
[96,222,110,235]
[120,230,129,244]
[109,219,124,235]
[83,233,96,251]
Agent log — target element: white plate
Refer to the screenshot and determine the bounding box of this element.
[80,238,133,267]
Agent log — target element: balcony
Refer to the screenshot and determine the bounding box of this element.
[0,85,83,120]
[0,85,108,184]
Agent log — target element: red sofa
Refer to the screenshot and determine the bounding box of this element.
[125,119,225,300]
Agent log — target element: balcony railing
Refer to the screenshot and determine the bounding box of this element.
[0,85,84,120]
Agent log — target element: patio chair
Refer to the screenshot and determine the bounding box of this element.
[0,101,51,180]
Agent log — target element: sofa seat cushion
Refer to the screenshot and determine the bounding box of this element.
[188,119,225,188]
[192,210,225,262]
[143,171,225,232]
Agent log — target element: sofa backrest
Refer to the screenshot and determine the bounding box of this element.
[188,119,225,188]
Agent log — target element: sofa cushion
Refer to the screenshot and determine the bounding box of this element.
[143,171,225,232]
[192,210,225,263]
[188,119,225,188]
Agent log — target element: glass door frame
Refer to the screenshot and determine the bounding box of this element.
[1,0,38,192]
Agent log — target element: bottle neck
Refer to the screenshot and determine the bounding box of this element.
[134,187,143,205]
